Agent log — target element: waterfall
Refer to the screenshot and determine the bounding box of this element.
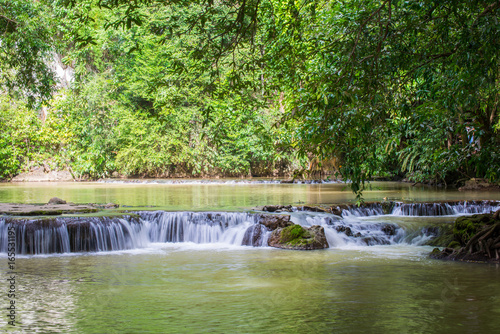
[290,212,405,247]
[340,204,385,217]
[0,212,266,255]
[1,200,498,255]
[391,201,499,216]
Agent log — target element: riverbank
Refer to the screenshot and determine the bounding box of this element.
[430,210,500,263]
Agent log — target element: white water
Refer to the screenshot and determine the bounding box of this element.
[1,201,498,255]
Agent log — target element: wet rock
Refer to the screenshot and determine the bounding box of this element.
[242,224,267,247]
[423,224,455,247]
[330,205,350,216]
[0,203,99,216]
[381,224,397,236]
[258,214,293,230]
[323,216,341,225]
[453,214,495,245]
[268,224,329,250]
[48,197,67,204]
[361,236,391,246]
[335,225,353,237]
[429,212,500,263]
[298,205,329,213]
[381,201,396,214]
[261,205,293,213]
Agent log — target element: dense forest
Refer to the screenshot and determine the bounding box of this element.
[1,0,499,195]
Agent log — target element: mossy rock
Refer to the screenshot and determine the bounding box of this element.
[280,224,308,243]
[453,214,495,245]
[268,224,329,250]
[447,241,461,249]
[424,224,455,247]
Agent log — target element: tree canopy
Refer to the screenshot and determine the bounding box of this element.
[1,0,499,197]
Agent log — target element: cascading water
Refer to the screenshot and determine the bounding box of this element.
[290,212,407,247]
[0,201,498,255]
[0,212,267,255]
[335,200,499,217]
[391,201,499,216]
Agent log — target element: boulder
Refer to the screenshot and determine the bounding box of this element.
[261,205,293,212]
[297,205,329,213]
[381,224,397,236]
[335,225,353,237]
[268,224,329,250]
[258,214,293,230]
[48,197,67,205]
[242,224,267,247]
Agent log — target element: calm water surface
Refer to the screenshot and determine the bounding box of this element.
[1,181,499,333]
[1,181,499,209]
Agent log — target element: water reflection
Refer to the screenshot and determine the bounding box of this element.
[2,249,499,333]
[1,181,499,210]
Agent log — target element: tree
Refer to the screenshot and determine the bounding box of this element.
[0,0,57,106]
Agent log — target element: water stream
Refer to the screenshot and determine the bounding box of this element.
[0,181,499,333]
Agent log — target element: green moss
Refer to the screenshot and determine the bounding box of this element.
[453,214,494,245]
[280,225,306,243]
[447,241,461,249]
[424,224,455,247]
[430,248,442,256]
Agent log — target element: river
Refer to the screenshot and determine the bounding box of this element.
[1,181,499,333]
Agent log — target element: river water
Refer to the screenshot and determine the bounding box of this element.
[1,181,500,333]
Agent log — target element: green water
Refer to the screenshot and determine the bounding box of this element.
[1,181,499,210]
[3,247,500,333]
[1,181,500,333]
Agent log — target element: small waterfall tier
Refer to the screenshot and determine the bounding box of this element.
[334,200,499,217]
[0,212,267,255]
[391,201,499,216]
[1,200,498,255]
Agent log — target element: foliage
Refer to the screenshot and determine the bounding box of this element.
[0,95,71,179]
[0,0,57,107]
[1,0,499,193]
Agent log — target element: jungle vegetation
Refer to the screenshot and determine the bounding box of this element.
[1,0,499,197]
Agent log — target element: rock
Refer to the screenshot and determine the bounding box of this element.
[361,236,391,246]
[268,224,329,250]
[335,225,353,237]
[381,201,396,214]
[453,214,495,245]
[48,197,67,205]
[423,224,455,247]
[258,214,293,230]
[381,224,397,236]
[261,205,293,212]
[104,203,119,209]
[298,205,329,213]
[0,203,98,216]
[242,224,267,247]
[330,205,350,216]
[429,212,500,263]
